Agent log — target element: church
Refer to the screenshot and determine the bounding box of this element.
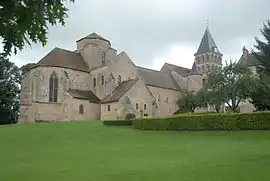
[19,27,230,123]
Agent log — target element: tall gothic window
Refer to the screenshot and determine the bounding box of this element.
[79,104,84,114]
[93,77,96,87]
[49,71,58,103]
[101,51,106,64]
[101,75,104,85]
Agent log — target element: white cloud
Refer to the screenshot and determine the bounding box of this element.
[152,44,195,70]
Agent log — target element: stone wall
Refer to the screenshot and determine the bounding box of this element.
[147,86,179,117]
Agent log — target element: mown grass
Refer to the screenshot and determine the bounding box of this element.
[0,121,270,181]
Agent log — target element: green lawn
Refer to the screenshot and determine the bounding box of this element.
[1,121,270,181]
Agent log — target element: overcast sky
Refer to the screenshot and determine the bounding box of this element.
[7,0,270,70]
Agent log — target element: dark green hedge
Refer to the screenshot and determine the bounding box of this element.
[103,120,132,126]
[132,112,270,131]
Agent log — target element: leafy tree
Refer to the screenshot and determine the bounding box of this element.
[0,58,21,124]
[0,0,75,57]
[253,19,270,75]
[176,90,199,112]
[206,61,256,112]
[250,19,270,110]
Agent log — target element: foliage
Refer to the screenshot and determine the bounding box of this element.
[250,75,270,110]
[103,120,132,126]
[125,113,136,120]
[176,90,199,112]
[132,111,270,131]
[253,19,270,75]
[205,61,257,112]
[250,19,270,110]
[0,0,75,58]
[0,57,21,124]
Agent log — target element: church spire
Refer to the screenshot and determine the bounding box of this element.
[194,24,221,56]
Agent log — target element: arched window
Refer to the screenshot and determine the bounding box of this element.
[93,77,96,87]
[79,104,84,114]
[101,75,104,85]
[118,75,121,84]
[101,51,106,64]
[144,104,147,110]
[157,95,160,102]
[202,56,204,62]
[136,103,139,110]
[206,54,209,61]
[49,71,58,102]
[212,65,215,71]
[165,97,168,103]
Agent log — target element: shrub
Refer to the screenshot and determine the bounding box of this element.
[132,111,270,131]
[103,120,132,126]
[125,113,136,120]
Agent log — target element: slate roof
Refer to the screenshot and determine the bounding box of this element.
[37,47,89,72]
[161,63,191,76]
[101,79,138,103]
[238,53,261,67]
[67,89,100,103]
[137,66,180,90]
[189,62,201,75]
[194,27,221,56]
[76,32,111,45]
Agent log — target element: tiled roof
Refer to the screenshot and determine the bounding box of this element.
[189,62,201,75]
[238,53,261,67]
[101,79,138,103]
[76,32,111,45]
[194,27,221,56]
[37,47,89,72]
[137,66,180,90]
[67,89,100,103]
[161,63,191,76]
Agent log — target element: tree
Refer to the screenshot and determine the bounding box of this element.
[253,19,270,75]
[0,58,21,124]
[0,0,75,57]
[206,61,256,112]
[176,90,199,113]
[250,19,270,110]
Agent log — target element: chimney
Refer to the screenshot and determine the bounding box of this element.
[242,46,249,58]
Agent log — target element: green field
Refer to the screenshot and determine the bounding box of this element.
[1,121,270,181]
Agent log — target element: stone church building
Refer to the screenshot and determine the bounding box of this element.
[19,27,224,123]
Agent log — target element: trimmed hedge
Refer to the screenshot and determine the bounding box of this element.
[103,120,132,126]
[132,111,270,131]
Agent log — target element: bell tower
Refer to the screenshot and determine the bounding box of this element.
[194,22,222,75]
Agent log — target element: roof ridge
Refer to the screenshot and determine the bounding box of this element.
[164,62,190,70]
[136,66,169,74]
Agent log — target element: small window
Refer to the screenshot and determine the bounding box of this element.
[165,97,168,103]
[206,54,209,61]
[101,51,106,64]
[108,105,111,111]
[136,103,138,110]
[144,104,147,110]
[93,77,96,87]
[101,75,104,85]
[79,104,84,114]
[157,95,160,102]
[118,75,121,84]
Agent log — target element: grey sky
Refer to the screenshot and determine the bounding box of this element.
[8,0,270,69]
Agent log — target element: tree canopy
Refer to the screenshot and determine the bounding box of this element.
[0,0,74,57]
[206,61,257,112]
[250,19,270,110]
[0,57,21,124]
